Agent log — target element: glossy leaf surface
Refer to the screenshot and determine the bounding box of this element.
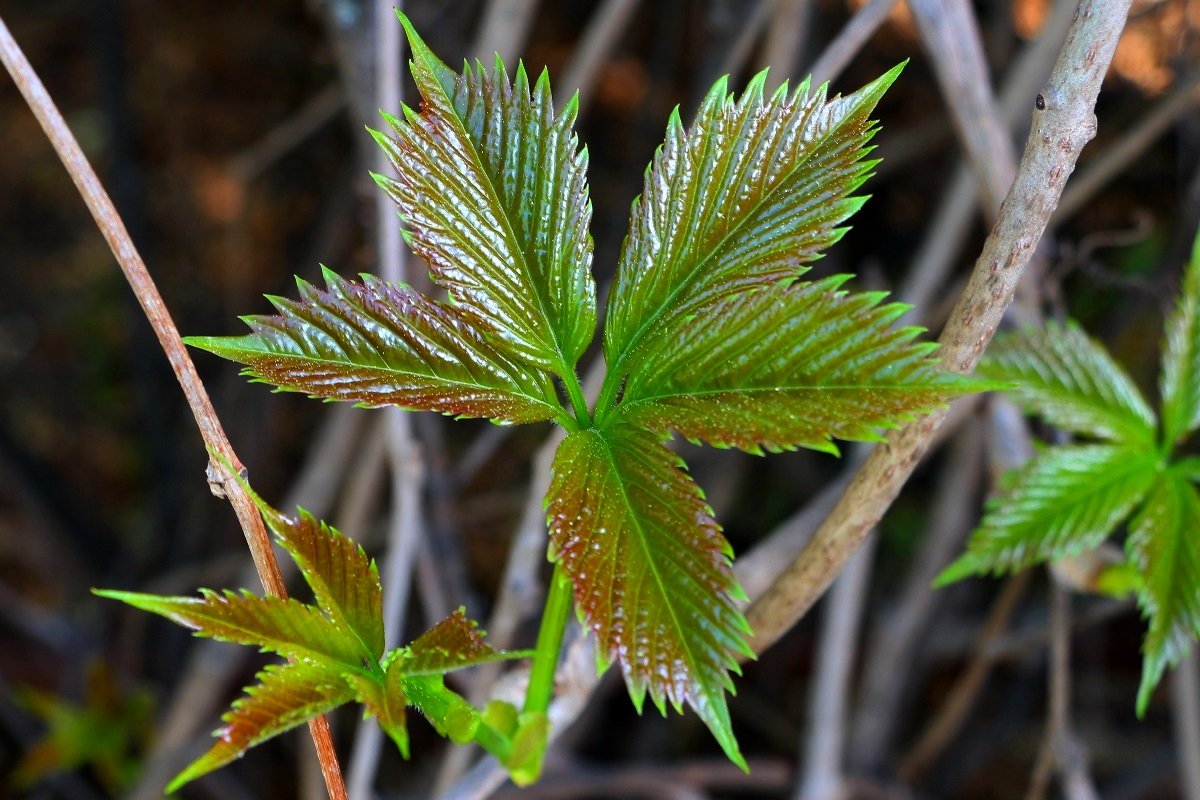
[937,445,1158,584]
[1161,227,1200,446]
[603,63,902,392]
[979,321,1156,446]
[186,270,559,424]
[253,494,385,662]
[546,423,752,769]
[169,662,352,792]
[617,277,973,454]
[1128,471,1200,713]
[371,14,596,370]
[399,608,521,675]
[94,589,363,668]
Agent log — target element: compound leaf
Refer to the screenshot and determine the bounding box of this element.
[937,444,1158,585]
[247,487,384,663]
[546,423,752,770]
[94,589,364,668]
[168,662,353,792]
[979,321,1156,446]
[186,270,559,425]
[602,63,902,398]
[371,13,596,371]
[616,277,975,454]
[1128,470,1200,714]
[1161,226,1200,447]
[397,608,525,676]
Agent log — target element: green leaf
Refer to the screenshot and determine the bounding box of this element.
[601,63,903,407]
[397,673,480,745]
[168,662,353,792]
[248,488,385,662]
[616,277,976,454]
[937,444,1158,584]
[546,423,752,770]
[978,321,1156,446]
[1160,226,1200,447]
[94,588,364,668]
[396,607,527,676]
[1127,471,1200,714]
[346,665,411,758]
[372,12,596,372]
[185,269,560,425]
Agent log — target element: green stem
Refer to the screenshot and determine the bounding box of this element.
[472,720,513,762]
[594,359,623,422]
[558,363,592,427]
[524,562,573,715]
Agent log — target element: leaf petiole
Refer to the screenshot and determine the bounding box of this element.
[523,562,573,717]
[559,366,592,428]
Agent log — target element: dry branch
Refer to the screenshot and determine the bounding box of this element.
[744,0,1135,657]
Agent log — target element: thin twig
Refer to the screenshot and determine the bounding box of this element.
[1054,68,1200,224]
[1173,651,1200,800]
[744,0,1134,658]
[757,0,811,91]
[909,0,1016,217]
[849,420,984,773]
[898,570,1032,781]
[228,83,345,182]
[896,0,1076,323]
[560,0,641,105]
[345,3,424,797]
[0,15,349,800]
[1027,583,1069,800]
[795,536,876,800]
[805,0,899,88]
[472,0,541,64]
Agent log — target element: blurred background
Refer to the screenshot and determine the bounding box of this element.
[1,0,1199,798]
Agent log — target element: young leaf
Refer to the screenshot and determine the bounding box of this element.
[937,444,1158,585]
[345,666,411,758]
[601,63,903,404]
[168,662,353,792]
[1160,226,1200,447]
[372,13,597,372]
[615,277,975,454]
[546,423,753,770]
[1127,470,1200,714]
[251,492,385,663]
[398,607,525,676]
[93,589,365,668]
[185,270,560,425]
[978,321,1156,446]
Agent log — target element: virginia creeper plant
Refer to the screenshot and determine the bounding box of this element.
[939,226,1200,715]
[99,13,977,790]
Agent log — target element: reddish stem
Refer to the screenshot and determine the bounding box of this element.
[0,14,348,800]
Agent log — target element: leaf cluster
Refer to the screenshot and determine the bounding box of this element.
[97,479,532,791]
[112,11,978,784]
[939,227,1200,713]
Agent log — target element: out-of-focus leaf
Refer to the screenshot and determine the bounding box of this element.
[1161,227,1200,447]
[937,444,1158,585]
[186,270,559,425]
[602,63,903,399]
[1128,471,1200,714]
[546,423,752,770]
[94,589,363,668]
[371,13,596,371]
[616,278,976,454]
[168,662,352,792]
[979,321,1156,446]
